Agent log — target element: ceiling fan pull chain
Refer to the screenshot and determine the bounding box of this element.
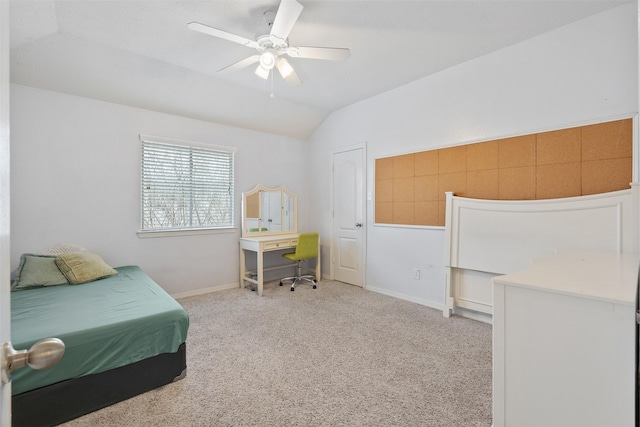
[270,69,275,98]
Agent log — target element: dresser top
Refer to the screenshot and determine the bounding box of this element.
[492,250,640,305]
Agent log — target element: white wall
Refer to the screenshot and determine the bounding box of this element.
[10,84,309,295]
[9,3,638,304]
[308,3,639,310]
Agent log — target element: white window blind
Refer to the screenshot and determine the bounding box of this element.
[141,137,234,232]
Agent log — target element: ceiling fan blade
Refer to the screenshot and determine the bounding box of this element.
[282,69,302,87]
[287,46,350,61]
[188,22,259,49]
[276,57,302,86]
[270,0,303,43]
[218,55,261,74]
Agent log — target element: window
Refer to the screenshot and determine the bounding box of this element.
[140,135,235,234]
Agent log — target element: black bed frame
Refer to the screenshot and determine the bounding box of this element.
[12,342,187,427]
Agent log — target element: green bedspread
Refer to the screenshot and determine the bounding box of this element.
[10,265,189,395]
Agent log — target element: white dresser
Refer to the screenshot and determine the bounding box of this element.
[492,250,639,427]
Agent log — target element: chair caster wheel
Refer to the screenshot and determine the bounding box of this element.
[290,287,295,291]
[312,285,317,289]
[279,282,283,286]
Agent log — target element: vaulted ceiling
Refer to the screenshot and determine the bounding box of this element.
[9,0,628,139]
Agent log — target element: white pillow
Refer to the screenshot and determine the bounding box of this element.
[38,243,89,256]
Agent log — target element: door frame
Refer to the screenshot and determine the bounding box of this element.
[1,0,11,424]
[329,143,367,286]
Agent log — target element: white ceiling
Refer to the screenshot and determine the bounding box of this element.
[9,0,628,140]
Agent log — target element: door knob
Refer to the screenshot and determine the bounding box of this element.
[355,223,363,228]
[1,338,65,384]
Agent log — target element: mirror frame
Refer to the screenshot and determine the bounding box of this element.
[241,184,297,237]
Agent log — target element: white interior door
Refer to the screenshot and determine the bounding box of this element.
[332,147,365,286]
[268,191,281,231]
[0,1,11,424]
[260,190,282,232]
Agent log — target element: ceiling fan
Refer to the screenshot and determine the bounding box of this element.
[188,0,350,86]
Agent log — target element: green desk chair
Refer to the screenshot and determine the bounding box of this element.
[279,232,319,291]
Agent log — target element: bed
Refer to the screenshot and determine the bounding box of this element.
[442,184,639,318]
[10,259,189,427]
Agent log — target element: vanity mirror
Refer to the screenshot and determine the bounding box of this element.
[241,185,297,237]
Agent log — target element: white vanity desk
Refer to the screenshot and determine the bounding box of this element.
[239,233,320,296]
[239,185,320,296]
[492,250,639,427]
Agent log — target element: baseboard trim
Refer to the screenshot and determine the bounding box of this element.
[172,283,239,300]
[365,286,444,312]
[452,306,493,324]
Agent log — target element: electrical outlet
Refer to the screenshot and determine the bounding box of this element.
[413,269,420,280]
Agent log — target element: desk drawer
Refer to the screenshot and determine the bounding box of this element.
[264,239,297,250]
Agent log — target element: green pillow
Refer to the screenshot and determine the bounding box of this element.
[12,253,69,291]
[55,252,117,285]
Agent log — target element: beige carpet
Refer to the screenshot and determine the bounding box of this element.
[62,280,492,427]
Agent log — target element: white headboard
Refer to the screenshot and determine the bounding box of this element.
[443,185,638,317]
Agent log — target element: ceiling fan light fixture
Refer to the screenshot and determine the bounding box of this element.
[276,57,294,78]
[259,50,277,70]
[255,64,270,80]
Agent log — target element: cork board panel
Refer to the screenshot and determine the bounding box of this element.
[375,202,393,223]
[415,150,439,176]
[394,202,414,224]
[439,172,467,201]
[375,118,633,226]
[415,175,439,201]
[536,162,582,199]
[467,141,498,171]
[498,135,536,168]
[537,128,581,165]
[394,154,415,178]
[582,158,633,195]
[438,201,447,226]
[467,169,499,200]
[394,177,415,202]
[415,201,439,225]
[376,178,393,203]
[376,157,394,179]
[499,166,536,200]
[246,192,260,218]
[439,146,467,174]
[582,119,632,161]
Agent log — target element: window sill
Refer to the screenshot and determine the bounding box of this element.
[137,227,237,239]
